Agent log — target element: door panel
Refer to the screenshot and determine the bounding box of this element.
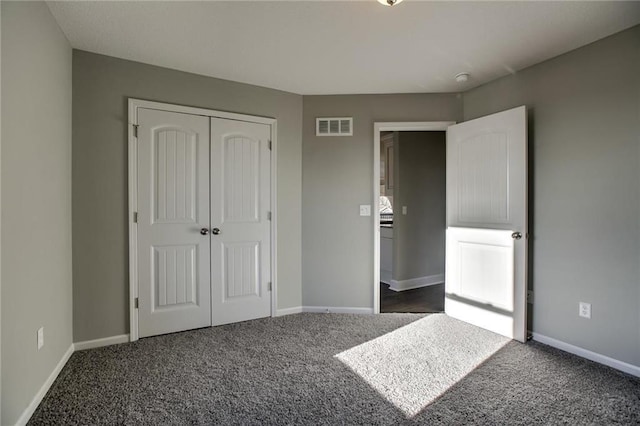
[153,245,197,307]
[153,127,198,223]
[448,109,525,230]
[446,106,527,342]
[138,108,211,338]
[210,117,271,326]
[456,132,509,224]
[446,228,515,338]
[224,135,260,223]
[224,242,260,299]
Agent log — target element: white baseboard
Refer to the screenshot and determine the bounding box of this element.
[15,343,74,426]
[532,333,640,378]
[74,334,130,351]
[277,306,374,315]
[389,274,444,292]
[275,306,303,317]
[16,334,131,424]
[302,306,374,314]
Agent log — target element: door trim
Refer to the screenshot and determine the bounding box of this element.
[128,98,278,341]
[372,122,455,314]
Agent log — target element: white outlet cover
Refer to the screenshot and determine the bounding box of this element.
[359,205,371,216]
[579,302,591,319]
[402,206,407,215]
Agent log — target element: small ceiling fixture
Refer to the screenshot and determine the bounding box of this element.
[377,0,404,6]
[455,72,470,83]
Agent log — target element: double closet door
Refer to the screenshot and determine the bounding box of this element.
[136,108,272,338]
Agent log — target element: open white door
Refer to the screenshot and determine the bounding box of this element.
[137,108,212,338]
[445,106,527,342]
[210,117,272,326]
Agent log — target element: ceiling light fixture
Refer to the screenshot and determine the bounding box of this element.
[455,72,470,83]
[377,0,403,6]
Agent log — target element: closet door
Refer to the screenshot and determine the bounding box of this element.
[210,117,272,326]
[137,108,211,338]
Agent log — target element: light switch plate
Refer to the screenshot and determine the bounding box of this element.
[359,205,371,216]
[402,206,407,215]
[37,327,44,350]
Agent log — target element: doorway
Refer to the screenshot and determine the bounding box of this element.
[128,99,277,341]
[377,128,449,313]
[373,109,528,342]
[373,122,454,314]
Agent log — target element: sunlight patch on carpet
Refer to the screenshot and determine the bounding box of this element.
[335,314,509,417]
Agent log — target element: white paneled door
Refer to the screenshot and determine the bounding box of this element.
[445,106,527,342]
[210,118,272,326]
[137,109,211,338]
[136,108,272,338]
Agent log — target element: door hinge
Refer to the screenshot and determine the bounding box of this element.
[133,124,139,138]
[267,211,272,221]
[133,212,138,223]
[134,297,139,309]
[267,282,272,291]
[268,140,272,150]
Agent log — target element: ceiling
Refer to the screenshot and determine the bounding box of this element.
[47,1,640,95]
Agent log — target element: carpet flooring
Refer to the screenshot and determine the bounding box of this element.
[29,313,640,425]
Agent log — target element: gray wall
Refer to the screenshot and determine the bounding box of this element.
[393,132,446,282]
[1,2,73,424]
[302,94,461,308]
[73,51,302,342]
[464,25,640,367]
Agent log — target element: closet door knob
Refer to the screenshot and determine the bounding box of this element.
[511,232,522,240]
[212,228,221,235]
[200,228,209,235]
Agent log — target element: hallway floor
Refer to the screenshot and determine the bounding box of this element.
[380,282,444,313]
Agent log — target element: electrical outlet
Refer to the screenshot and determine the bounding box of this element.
[579,302,591,319]
[37,327,44,350]
[359,205,371,216]
[402,206,407,215]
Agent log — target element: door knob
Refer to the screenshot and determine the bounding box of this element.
[512,232,522,240]
[200,228,209,235]
[212,228,221,235]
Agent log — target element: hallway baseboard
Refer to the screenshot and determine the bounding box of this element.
[389,274,444,292]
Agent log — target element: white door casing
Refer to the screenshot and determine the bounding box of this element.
[137,108,212,338]
[210,117,272,326]
[372,122,456,314]
[445,106,527,342]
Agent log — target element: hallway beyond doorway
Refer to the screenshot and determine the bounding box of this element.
[380,283,444,313]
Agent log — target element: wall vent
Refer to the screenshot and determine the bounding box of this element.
[316,117,353,136]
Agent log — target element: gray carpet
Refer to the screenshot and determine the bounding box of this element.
[336,314,510,417]
[29,313,640,425]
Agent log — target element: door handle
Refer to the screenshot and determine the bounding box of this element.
[200,228,209,235]
[212,228,221,235]
[511,232,522,240]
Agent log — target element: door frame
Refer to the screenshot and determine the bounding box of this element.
[372,122,455,314]
[128,98,278,341]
